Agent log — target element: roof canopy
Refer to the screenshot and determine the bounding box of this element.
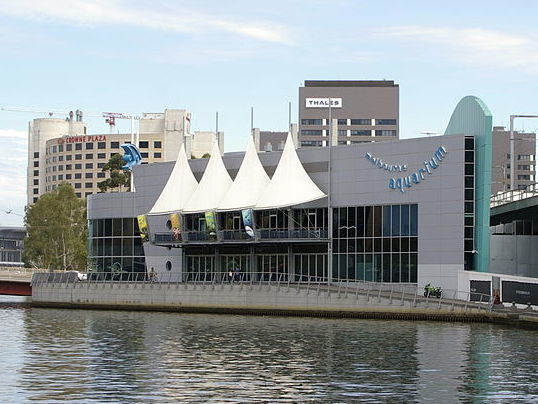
[217,137,270,211]
[182,141,233,213]
[255,133,326,210]
[148,144,197,215]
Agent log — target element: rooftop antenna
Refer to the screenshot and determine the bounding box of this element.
[250,106,254,135]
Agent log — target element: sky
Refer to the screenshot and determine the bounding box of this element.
[1,0,538,226]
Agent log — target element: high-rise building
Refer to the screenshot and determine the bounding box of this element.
[491,126,536,194]
[298,80,399,147]
[27,109,223,204]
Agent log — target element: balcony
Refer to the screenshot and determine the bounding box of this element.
[153,227,328,246]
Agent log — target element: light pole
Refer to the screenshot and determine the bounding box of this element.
[327,98,333,285]
[509,115,538,191]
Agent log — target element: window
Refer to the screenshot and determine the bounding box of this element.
[52,175,56,181]
[98,142,106,149]
[301,119,322,125]
[97,153,106,159]
[33,170,39,176]
[66,155,72,161]
[375,119,397,125]
[518,175,531,180]
[75,193,81,198]
[154,152,162,158]
[85,163,93,169]
[33,179,38,185]
[518,154,534,161]
[52,156,57,163]
[58,156,63,162]
[97,172,105,178]
[338,130,347,136]
[52,166,57,172]
[141,152,149,158]
[33,152,39,158]
[301,140,323,147]
[86,143,94,150]
[58,174,63,180]
[85,153,93,159]
[139,141,149,148]
[58,145,63,152]
[75,173,82,179]
[33,188,38,194]
[350,119,371,125]
[75,183,81,189]
[111,142,120,149]
[75,143,82,150]
[66,144,72,151]
[301,130,323,136]
[85,182,93,188]
[85,173,93,179]
[75,163,82,169]
[52,146,57,153]
[375,130,397,137]
[351,130,371,136]
[65,174,72,180]
[58,165,63,171]
[66,164,72,170]
[154,141,162,148]
[337,119,348,125]
[85,192,92,197]
[75,154,82,160]
[33,197,38,203]
[518,165,531,170]
[97,162,105,168]
[33,161,39,167]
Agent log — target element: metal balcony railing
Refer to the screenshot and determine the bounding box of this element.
[153,228,329,245]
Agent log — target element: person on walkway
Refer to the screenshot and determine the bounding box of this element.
[149,267,157,282]
[234,267,240,282]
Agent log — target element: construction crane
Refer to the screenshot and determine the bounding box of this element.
[0,105,141,144]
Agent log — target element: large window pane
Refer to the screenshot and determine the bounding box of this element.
[401,253,410,282]
[382,254,391,282]
[356,207,365,237]
[391,205,400,236]
[373,206,382,237]
[364,254,374,281]
[391,254,400,282]
[112,218,122,236]
[401,205,410,236]
[382,206,391,236]
[356,254,365,280]
[410,204,418,236]
[365,207,374,237]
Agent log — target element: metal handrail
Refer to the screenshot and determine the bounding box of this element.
[31,270,495,311]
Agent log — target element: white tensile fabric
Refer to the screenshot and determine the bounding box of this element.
[217,137,270,211]
[182,141,233,213]
[148,144,198,215]
[255,133,326,210]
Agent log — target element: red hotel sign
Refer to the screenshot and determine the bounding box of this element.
[58,135,107,144]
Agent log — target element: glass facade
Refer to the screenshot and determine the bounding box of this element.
[88,218,145,273]
[333,204,418,283]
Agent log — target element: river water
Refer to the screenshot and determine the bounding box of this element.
[1,297,538,403]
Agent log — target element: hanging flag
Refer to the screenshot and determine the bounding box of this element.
[205,211,217,239]
[170,213,181,241]
[137,215,149,242]
[241,209,255,238]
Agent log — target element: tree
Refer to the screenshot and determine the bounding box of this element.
[97,153,131,192]
[23,183,87,271]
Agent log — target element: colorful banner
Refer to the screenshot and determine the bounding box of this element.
[241,209,255,238]
[137,215,149,242]
[170,213,181,241]
[205,211,217,239]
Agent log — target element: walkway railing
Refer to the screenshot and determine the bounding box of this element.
[32,271,494,312]
[491,183,538,208]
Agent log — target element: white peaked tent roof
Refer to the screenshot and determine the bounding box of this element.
[182,141,233,213]
[255,133,326,210]
[148,144,198,215]
[217,137,270,211]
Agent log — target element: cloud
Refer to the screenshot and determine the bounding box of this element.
[374,26,538,74]
[0,0,294,44]
[0,128,27,221]
[0,129,27,140]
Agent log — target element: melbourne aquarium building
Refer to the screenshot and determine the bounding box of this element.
[87,96,493,293]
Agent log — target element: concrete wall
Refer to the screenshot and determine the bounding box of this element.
[490,235,538,278]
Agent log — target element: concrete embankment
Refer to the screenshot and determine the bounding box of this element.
[30,280,538,328]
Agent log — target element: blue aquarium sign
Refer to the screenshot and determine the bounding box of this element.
[388,146,447,193]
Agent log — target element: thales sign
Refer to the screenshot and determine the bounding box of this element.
[305,98,343,108]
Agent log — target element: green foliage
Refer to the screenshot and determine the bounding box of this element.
[97,153,131,192]
[201,153,211,159]
[23,183,87,271]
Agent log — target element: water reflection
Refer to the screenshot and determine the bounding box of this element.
[0,302,535,402]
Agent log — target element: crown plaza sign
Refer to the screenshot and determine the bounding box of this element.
[305,98,343,108]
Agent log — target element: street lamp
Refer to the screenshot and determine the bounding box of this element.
[509,115,538,191]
